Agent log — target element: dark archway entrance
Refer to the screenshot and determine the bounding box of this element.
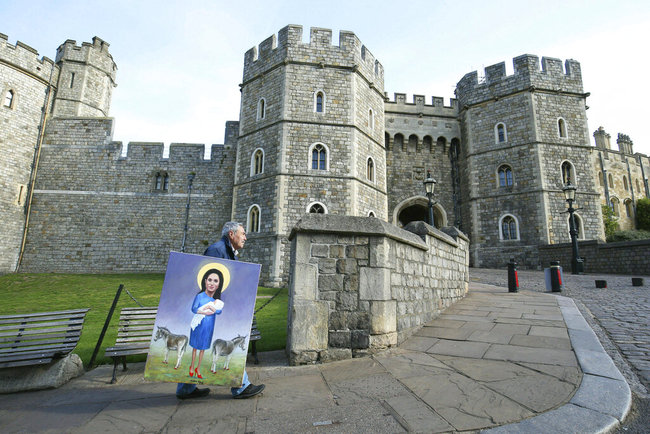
[397,204,443,228]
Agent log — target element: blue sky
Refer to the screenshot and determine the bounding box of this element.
[2,0,650,156]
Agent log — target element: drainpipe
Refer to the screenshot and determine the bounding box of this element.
[599,152,611,209]
[16,63,56,271]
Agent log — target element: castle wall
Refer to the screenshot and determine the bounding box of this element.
[0,34,58,273]
[20,117,236,273]
[384,93,460,227]
[287,215,468,365]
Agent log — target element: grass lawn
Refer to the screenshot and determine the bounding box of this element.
[0,274,287,366]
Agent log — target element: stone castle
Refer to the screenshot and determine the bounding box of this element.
[1,25,649,286]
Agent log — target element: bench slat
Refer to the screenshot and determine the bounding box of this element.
[0,358,54,369]
[0,334,81,349]
[0,309,90,322]
[0,344,78,361]
[0,318,86,332]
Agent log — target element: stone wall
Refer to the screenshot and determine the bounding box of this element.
[286,214,469,365]
[539,239,650,275]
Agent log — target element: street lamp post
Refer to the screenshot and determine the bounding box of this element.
[180,172,195,253]
[562,182,583,274]
[423,171,437,227]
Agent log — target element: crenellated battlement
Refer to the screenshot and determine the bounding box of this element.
[456,54,584,107]
[55,36,117,81]
[385,93,458,112]
[0,33,58,84]
[243,25,383,89]
[120,142,225,162]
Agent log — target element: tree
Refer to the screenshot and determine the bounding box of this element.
[602,204,618,240]
[637,197,650,231]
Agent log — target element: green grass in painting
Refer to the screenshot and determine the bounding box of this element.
[0,274,287,366]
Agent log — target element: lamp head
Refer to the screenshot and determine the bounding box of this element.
[423,171,437,196]
[562,182,576,202]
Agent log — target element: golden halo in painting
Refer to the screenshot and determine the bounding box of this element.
[196,262,231,292]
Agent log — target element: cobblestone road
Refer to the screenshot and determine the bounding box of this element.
[469,267,650,394]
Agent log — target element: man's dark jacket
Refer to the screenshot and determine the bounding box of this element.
[204,235,236,260]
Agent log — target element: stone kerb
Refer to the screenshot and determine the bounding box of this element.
[286,214,469,365]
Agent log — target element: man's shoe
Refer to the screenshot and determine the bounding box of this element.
[233,383,265,399]
[177,387,210,400]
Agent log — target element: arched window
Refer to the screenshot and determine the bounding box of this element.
[394,133,404,151]
[257,98,266,120]
[495,123,507,143]
[610,197,620,217]
[314,91,325,113]
[423,136,433,153]
[154,171,169,192]
[608,173,614,188]
[408,134,418,153]
[247,205,261,233]
[366,157,375,182]
[498,165,513,187]
[625,199,634,218]
[250,148,264,176]
[307,201,327,214]
[499,214,519,241]
[558,118,567,138]
[561,161,576,185]
[623,176,629,191]
[368,211,376,217]
[636,179,641,193]
[310,143,328,170]
[598,172,604,187]
[568,213,584,240]
[4,90,14,108]
[368,108,374,130]
[385,132,391,150]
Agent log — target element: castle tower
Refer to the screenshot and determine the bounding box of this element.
[594,126,611,149]
[455,55,604,268]
[617,133,634,155]
[234,25,387,285]
[52,37,117,117]
[0,34,59,273]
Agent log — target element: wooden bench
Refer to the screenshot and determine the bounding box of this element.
[104,307,157,383]
[0,309,90,369]
[104,307,261,383]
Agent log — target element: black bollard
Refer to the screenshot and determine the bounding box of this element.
[632,278,644,287]
[550,261,562,292]
[507,259,519,293]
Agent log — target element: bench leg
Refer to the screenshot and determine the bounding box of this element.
[122,356,128,372]
[110,358,119,384]
[252,341,259,365]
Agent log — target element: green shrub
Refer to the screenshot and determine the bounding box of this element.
[602,204,618,240]
[607,229,650,242]
[637,197,650,231]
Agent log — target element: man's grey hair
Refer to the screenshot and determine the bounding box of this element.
[221,221,244,237]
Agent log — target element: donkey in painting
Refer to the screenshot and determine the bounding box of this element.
[210,334,247,372]
[153,326,188,369]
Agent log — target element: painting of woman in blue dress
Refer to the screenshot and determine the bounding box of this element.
[188,266,227,379]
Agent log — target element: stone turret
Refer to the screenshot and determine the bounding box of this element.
[617,133,634,155]
[52,37,117,117]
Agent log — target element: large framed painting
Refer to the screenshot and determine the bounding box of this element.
[144,252,260,387]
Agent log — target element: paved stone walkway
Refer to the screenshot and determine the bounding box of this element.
[469,268,650,393]
[0,281,630,433]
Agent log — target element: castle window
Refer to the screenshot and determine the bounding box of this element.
[366,157,375,182]
[250,148,264,176]
[423,136,433,153]
[247,205,261,233]
[499,214,520,241]
[598,172,604,187]
[368,210,376,218]
[154,171,169,192]
[561,161,576,185]
[623,175,629,191]
[385,132,391,150]
[368,109,374,130]
[408,134,418,153]
[310,143,328,170]
[636,179,641,193]
[15,184,27,206]
[625,199,634,218]
[608,173,614,188]
[558,118,567,138]
[394,133,404,151]
[257,98,266,120]
[70,72,75,88]
[307,201,327,214]
[498,165,513,187]
[610,197,620,217]
[4,90,14,108]
[568,213,584,239]
[495,123,507,144]
[314,91,326,113]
